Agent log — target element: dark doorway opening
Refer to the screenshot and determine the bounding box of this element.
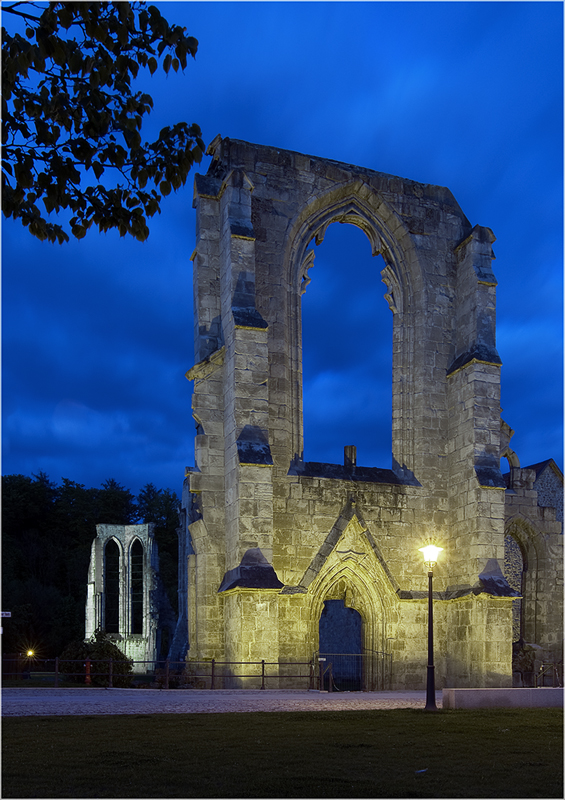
[158,626,170,661]
[319,599,363,691]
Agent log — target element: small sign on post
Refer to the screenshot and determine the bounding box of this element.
[1,612,12,617]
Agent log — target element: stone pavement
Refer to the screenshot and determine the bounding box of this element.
[2,688,442,716]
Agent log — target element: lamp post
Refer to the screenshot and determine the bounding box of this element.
[418,544,443,711]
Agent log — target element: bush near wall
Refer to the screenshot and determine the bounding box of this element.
[59,630,133,687]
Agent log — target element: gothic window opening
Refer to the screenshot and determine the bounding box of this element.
[130,539,144,635]
[504,534,525,642]
[301,222,392,467]
[104,539,120,633]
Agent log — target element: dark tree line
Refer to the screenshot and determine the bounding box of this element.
[2,472,180,657]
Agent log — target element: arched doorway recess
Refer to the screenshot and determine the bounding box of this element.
[319,599,363,690]
[306,513,398,691]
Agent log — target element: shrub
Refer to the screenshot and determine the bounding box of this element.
[59,630,133,687]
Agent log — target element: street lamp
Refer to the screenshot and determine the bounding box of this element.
[418,544,443,711]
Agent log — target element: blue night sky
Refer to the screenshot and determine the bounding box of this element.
[2,1,563,495]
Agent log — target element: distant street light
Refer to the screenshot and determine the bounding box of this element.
[418,544,443,711]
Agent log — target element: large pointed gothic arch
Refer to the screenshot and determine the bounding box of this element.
[285,181,420,300]
[283,182,424,468]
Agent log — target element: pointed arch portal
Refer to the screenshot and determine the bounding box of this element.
[304,510,399,690]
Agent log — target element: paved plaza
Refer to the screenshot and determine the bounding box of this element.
[2,688,441,716]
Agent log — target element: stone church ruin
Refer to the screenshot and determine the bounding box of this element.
[179,136,562,689]
[85,524,176,669]
[88,137,563,688]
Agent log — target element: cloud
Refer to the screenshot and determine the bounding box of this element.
[51,401,124,447]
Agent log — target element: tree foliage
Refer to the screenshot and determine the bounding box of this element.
[137,483,180,613]
[1,473,180,657]
[2,1,205,243]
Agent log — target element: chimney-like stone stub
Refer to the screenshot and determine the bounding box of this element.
[344,445,357,469]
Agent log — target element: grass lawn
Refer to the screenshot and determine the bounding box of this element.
[2,708,562,798]
[2,679,78,689]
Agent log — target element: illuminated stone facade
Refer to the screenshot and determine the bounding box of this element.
[85,524,175,668]
[180,137,563,688]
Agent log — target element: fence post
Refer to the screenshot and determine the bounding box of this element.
[211,659,215,690]
[261,659,265,690]
[85,658,91,685]
[309,661,314,690]
[54,657,59,688]
[108,658,113,688]
[328,662,333,693]
[165,659,170,690]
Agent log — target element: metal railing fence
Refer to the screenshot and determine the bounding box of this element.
[9,653,561,690]
[2,657,134,688]
[512,663,563,688]
[178,659,315,690]
[2,657,316,690]
[535,663,563,688]
[315,650,392,691]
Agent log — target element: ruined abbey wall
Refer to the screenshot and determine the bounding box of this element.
[181,137,562,688]
[85,524,176,668]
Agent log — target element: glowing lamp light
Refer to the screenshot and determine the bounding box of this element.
[26,650,34,657]
[418,543,444,712]
[419,545,443,567]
